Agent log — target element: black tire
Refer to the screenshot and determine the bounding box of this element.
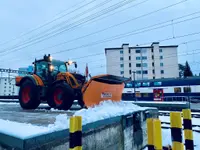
[47,82,75,110]
[19,80,41,109]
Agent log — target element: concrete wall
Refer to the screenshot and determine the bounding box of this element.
[0,108,158,150]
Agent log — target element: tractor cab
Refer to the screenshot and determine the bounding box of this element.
[33,54,77,84]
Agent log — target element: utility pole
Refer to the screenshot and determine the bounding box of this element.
[132,71,136,101]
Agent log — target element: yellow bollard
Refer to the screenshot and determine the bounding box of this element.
[170,112,184,150]
[147,118,154,150]
[69,116,82,150]
[153,119,162,150]
[182,109,194,150]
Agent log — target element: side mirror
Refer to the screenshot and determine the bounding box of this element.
[75,63,77,68]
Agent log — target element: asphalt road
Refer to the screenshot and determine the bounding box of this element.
[0,102,76,126]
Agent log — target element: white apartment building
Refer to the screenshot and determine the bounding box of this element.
[105,42,179,80]
[0,77,19,96]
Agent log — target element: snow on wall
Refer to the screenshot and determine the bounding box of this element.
[73,100,147,125]
[0,100,147,139]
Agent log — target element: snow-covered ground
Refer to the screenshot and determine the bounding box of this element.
[0,100,147,139]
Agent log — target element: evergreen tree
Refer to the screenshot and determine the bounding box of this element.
[178,63,185,78]
[184,61,193,77]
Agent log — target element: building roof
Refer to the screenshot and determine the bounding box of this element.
[105,42,178,54]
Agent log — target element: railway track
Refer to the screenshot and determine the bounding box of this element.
[161,122,200,133]
[159,111,200,118]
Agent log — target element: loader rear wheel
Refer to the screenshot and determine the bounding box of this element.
[19,80,40,109]
[48,82,75,110]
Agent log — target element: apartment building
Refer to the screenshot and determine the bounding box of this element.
[0,77,19,96]
[105,42,179,80]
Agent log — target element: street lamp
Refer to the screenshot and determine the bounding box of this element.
[132,71,136,101]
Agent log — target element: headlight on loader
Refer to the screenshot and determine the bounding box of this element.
[49,65,54,72]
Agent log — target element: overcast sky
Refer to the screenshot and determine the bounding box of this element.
[0,0,200,76]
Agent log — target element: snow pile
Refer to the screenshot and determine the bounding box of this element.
[73,100,146,125]
[47,114,69,131]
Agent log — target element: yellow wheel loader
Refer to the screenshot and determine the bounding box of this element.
[15,54,129,110]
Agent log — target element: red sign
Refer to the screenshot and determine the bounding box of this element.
[153,89,164,101]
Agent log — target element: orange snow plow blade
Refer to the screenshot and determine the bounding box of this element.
[82,74,130,108]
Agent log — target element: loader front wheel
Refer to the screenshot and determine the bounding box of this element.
[19,80,40,109]
[48,82,75,110]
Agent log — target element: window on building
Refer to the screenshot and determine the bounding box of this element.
[142,82,150,86]
[154,82,162,86]
[184,87,191,93]
[135,92,141,97]
[152,55,154,60]
[120,71,124,75]
[129,56,131,60]
[129,63,131,67]
[161,70,164,74]
[160,56,163,59]
[152,62,154,67]
[136,63,141,67]
[136,57,141,60]
[160,63,164,67]
[152,69,155,74]
[120,57,123,61]
[5,79,7,81]
[129,49,131,53]
[120,64,124,68]
[129,70,132,75]
[136,70,141,74]
[151,48,154,53]
[159,49,163,52]
[141,49,147,53]
[135,83,141,87]
[120,50,123,54]
[143,93,149,97]
[153,76,155,79]
[174,87,181,93]
[142,56,147,60]
[143,70,148,74]
[135,49,141,53]
[142,63,148,67]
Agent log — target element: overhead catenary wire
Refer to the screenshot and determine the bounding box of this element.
[0,0,137,54]
[0,0,188,56]
[0,0,93,47]
[15,9,200,58]
[1,8,199,63]
[1,27,200,66]
[76,47,200,68]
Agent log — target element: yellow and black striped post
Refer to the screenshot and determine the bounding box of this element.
[170,112,184,150]
[69,116,82,150]
[153,119,162,150]
[147,118,154,150]
[182,109,194,150]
